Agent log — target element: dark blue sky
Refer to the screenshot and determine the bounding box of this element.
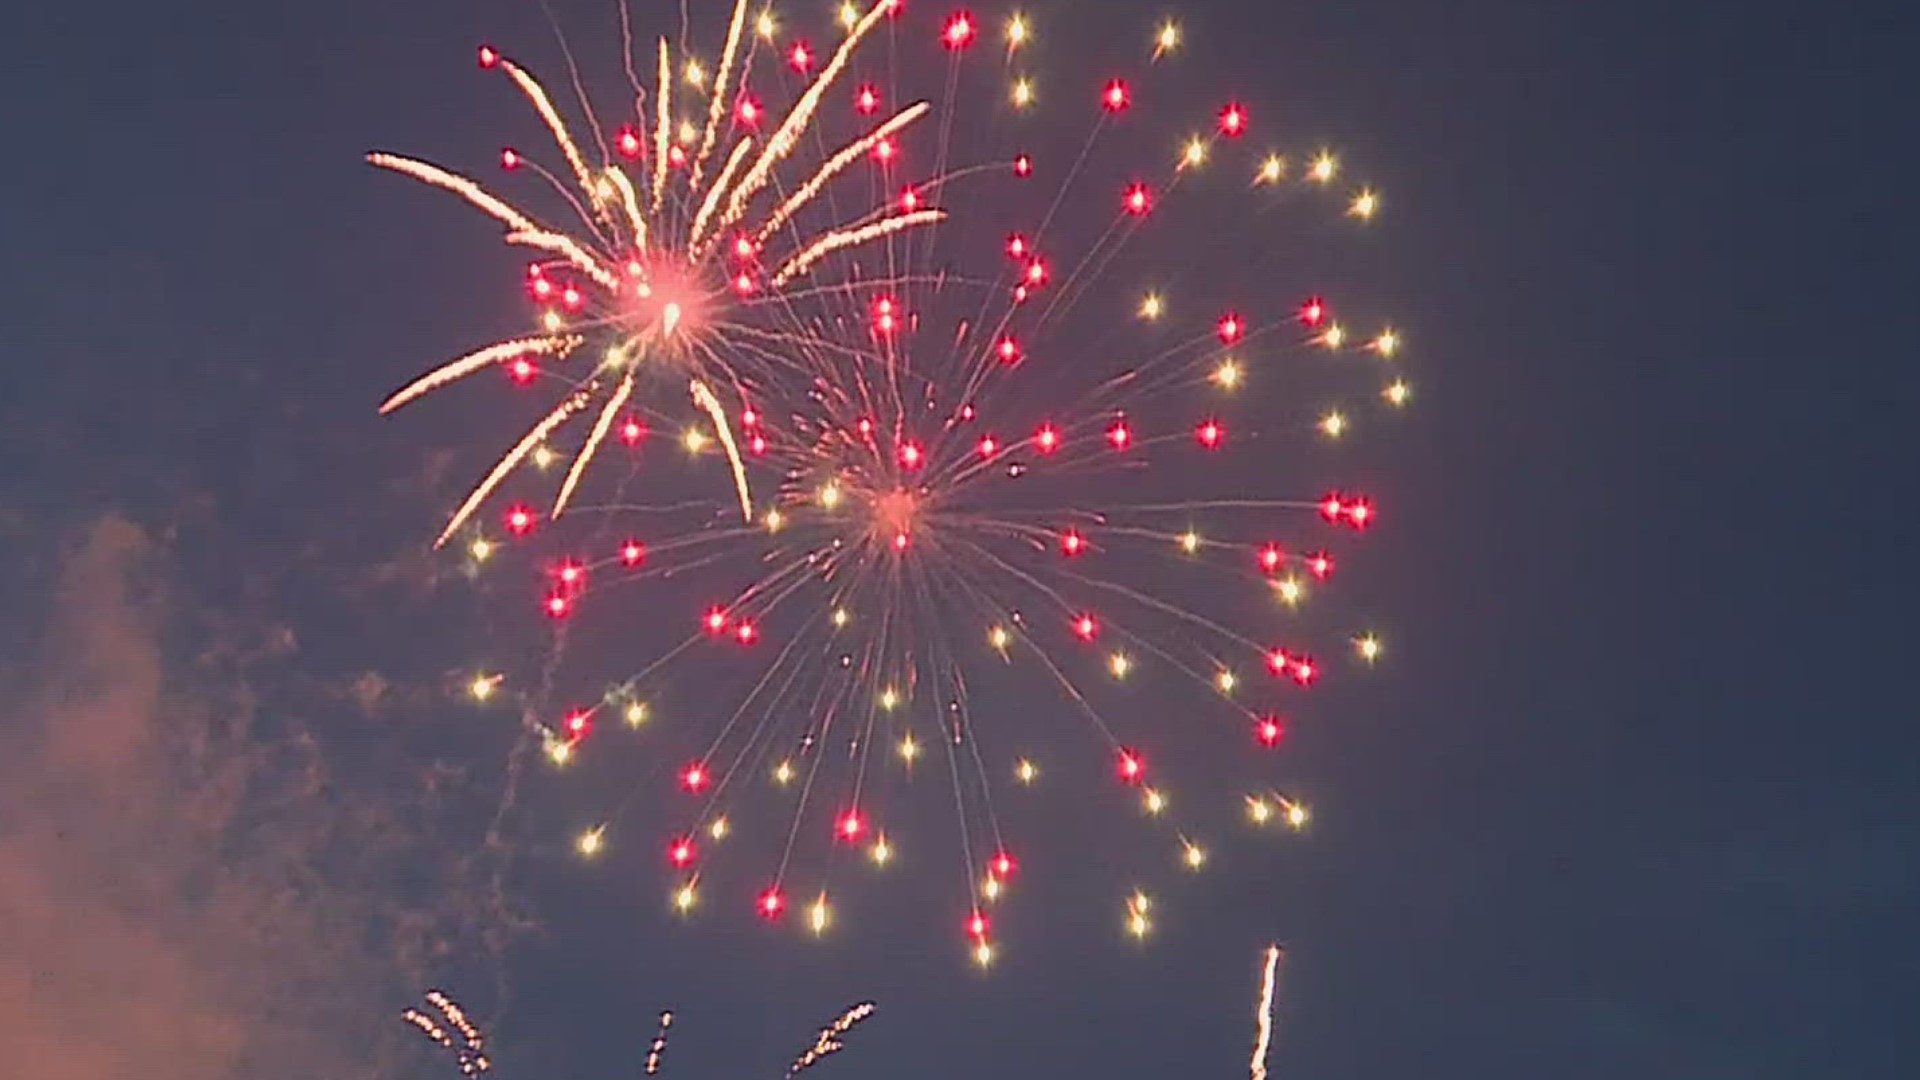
[2,1,1914,1078]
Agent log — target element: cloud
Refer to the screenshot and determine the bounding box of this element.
[0,515,455,1080]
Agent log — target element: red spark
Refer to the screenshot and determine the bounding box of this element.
[1196,419,1224,448]
[1217,312,1244,343]
[1123,182,1152,215]
[1292,658,1318,685]
[1319,493,1345,521]
[899,186,921,211]
[703,608,729,634]
[477,45,499,68]
[991,851,1016,876]
[1107,419,1132,448]
[736,95,761,125]
[1013,153,1033,177]
[837,811,865,839]
[1306,551,1334,579]
[669,837,697,867]
[734,272,757,295]
[617,127,641,157]
[1006,233,1029,258]
[898,441,925,468]
[509,356,537,383]
[500,148,520,170]
[556,560,585,587]
[1103,79,1130,111]
[735,619,759,644]
[1346,499,1375,528]
[1117,749,1144,782]
[561,285,582,310]
[741,408,759,428]
[667,144,687,168]
[892,530,911,552]
[531,277,554,301]
[681,762,710,791]
[788,41,813,71]
[977,435,998,457]
[544,593,571,618]
[1259,545,1284,573]
[1072,613,1098,640]
[855,84,881,114]
[1267,647,1291,674]
[1061,529,1086,556]
[620,540,646,565]
[967,910,990,939]
[1218,102,1248,136]
[506,506,535,534]
[564,709,592,738]
[1034,424,1061,453]
[1300,296,1326,326]
[620,416,645,444]
[872,137,897,163]
[944,12,976,47]
[997,336,1022,364]
[733,235,757,260]
[758,887,786,917]
[1256,716,1285,745]
[857,417,875,438]
[1024,258,1049,285]
[749,434,768,455]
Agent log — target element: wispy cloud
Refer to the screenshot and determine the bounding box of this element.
[0,514,474,1080]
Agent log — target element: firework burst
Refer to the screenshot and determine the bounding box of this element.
[406,996,871,1078]
[394,1,1412,961]
[374,0,950,546]
[403,990,493,1075]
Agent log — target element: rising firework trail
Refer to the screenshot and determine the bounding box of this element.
[1250,945,1282,1080]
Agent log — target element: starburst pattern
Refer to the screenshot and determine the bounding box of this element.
[391,2,1413,961]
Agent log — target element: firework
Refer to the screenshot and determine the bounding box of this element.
[1250,945,1282,1080]
[373,0,950,546]
[409,3,1411,959]
[788,1001,876,1077]
[645,1010,673,1074]
[403,990,493,1075]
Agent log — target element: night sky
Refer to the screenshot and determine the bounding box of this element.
[2,1,1914,1078]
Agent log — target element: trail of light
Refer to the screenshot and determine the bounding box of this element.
[500,60,598,203]
[1251,945,1282,1080]
[689,0,752,197]
[650,37,672,213]
[721,0,892,231]
[643,1010,673,1074]
[750,102,933,246]
[688,135,756,251]
[436,390,591,548]
[788,1001,876,1076]
[604,165,647,249]
[689,379,753,520]
[402,990,492,1076]
[769,210,947,287]
[378,336,578,414]
[366,153,540,233]
[554,370,633,516]
[502,229,618,288]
